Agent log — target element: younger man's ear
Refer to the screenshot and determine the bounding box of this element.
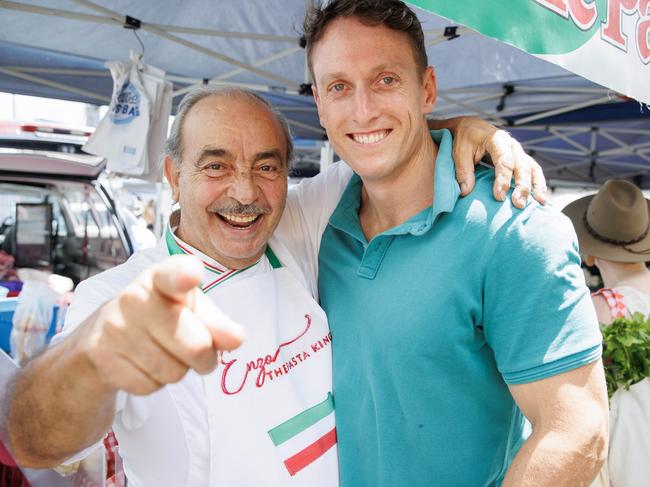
[311,84,326,128]
[422,66,437,113]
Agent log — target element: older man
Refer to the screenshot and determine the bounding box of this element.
[304,1,609,486]
[5,85,542,486]
[7,89,343,487]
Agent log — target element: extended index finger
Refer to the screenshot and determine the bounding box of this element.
[192,292,246,352]
[151,254,246,348]
[150,255,204,303]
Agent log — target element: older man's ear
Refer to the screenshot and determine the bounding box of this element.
[164,155,181,204]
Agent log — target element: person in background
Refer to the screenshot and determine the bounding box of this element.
[564,179,650,487]
[142,199,157,232]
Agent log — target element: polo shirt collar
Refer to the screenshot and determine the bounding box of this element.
[329,129,461,241]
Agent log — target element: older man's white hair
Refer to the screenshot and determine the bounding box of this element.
[163,85,294,166]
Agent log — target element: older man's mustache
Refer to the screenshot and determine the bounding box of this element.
[209,201,271,216]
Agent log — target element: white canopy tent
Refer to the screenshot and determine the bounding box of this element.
[0,0,648,186]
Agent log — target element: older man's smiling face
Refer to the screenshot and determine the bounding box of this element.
[166,95,288,269]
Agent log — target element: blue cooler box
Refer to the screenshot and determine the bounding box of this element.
[0,298,59,354]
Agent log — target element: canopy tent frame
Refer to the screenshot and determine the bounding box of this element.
[0,0,648,187]
[509,124,650,186]
[0,66,110,102]
[0,0,301,90]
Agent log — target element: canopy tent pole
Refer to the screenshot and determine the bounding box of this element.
[140,26,300,90]
[274,106,317,112]
[525,145,588,157]
[506,126,549,132]
[149,24,296,43]
[284,118,326,137]
[547,179,602,189]
[513,96,613,125]
[1,67,108,77]
[600,142,650,157]
[592,160,650,172]
[0,0,297,43]
[515,86,610,95]
[515,124,650,167]
[172,45,302,99]
[0,67,110,103]
[429,83,618,123]
[518,125,650,136]
[319,141,334,172]
[515,127,590,146]
[153,181,163,239]
[436,92,507,125]
[598,131,650,164]
[548,127,591,154]
[441,86,507,95]
[424,26,476,47]
[0,1,125,26]
[599,128,650,135]
[1,0,302,90]
[590,127,598,153]
[304,0,313,85]
[216,47,302,82]
[167,75,287,94]
[434,92,505,115]
[536,155,612,180]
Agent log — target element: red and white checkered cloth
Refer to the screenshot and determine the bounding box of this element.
[592,288,628,320]
[103,431,125,487]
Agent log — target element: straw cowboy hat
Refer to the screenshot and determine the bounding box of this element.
[563,179,650,263]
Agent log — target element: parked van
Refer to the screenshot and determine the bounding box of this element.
[0,122,134,285]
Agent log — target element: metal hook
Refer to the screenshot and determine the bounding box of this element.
[132,29,145,57]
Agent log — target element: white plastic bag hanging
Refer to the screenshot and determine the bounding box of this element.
[9,270,73,366]
[10,281,57,366]
[84,51,171,181]
[84,51,151,176]
[140,63,172,182]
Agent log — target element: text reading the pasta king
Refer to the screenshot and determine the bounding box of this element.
[220,314,333,395]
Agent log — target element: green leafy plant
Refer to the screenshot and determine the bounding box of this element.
[601,312,650,399]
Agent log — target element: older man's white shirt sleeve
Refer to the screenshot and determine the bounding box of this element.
[273,161,353,295]
[55,250,161,464]
[52,274,128,464]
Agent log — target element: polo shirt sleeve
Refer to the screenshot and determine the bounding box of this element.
[482,203,602,385]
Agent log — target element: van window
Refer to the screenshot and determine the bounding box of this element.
[0,181,128,284]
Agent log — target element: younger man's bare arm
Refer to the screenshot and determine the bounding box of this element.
[503,360,608,487]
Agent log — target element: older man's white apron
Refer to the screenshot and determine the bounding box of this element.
[200,247,338,487]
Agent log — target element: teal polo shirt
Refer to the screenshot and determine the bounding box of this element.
[318,130,602,487]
